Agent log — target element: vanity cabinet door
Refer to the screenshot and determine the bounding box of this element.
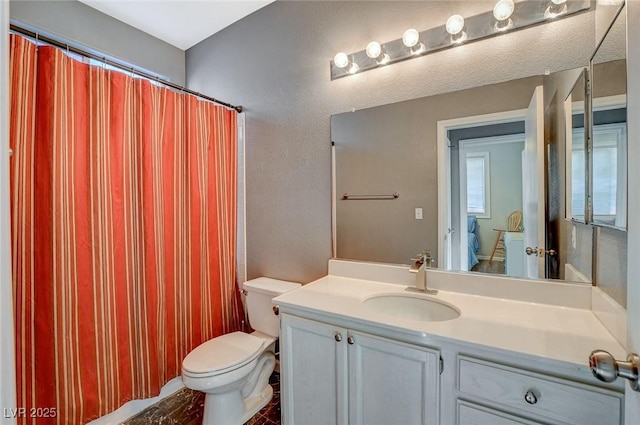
[280,314,348,425]
[348,331,440,425]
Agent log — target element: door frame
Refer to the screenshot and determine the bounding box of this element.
[1,2,17,421]
[437,108,526,271]
[626,1,640,421]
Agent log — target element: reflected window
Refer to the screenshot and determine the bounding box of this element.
[466,152,490,218]
[592,123,626,224]
[572,122,626,222]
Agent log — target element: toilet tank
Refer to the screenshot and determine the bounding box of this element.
[244,277,301,337]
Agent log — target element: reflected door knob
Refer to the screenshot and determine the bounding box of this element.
[525,247,557,257]
[589,350,640,391]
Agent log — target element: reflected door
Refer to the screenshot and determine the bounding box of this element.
[522,86,545,279]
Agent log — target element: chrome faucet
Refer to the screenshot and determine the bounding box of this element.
[407,250,437,295]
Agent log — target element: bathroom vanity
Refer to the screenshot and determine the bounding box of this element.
[274,260,626,425]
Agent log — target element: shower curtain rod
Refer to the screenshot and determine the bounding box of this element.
[9,24,244,113]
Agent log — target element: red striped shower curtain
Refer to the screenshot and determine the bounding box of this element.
[9,35,242,424]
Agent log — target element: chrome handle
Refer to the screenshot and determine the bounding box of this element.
[334,333,342,342]
[524,390,538,405]
[272,305,279,316]
[347,335,355,345]
[525,247,537,256]
[589,350,640,391]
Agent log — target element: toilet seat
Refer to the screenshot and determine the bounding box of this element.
[182,332,265,378]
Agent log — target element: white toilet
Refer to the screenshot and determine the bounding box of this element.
[181,277,300,425]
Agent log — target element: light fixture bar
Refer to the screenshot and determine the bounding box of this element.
[330,0,590,80]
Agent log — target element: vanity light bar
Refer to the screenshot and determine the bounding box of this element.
[330,0,590,80]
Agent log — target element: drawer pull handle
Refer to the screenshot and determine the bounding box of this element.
[524,390,537,405]
[334,333,342,342]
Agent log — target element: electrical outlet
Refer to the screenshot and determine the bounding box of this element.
[415,208,423,220]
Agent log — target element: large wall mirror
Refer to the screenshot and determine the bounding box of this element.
[331,1,626,285]
[589,3,627,230]
[332,76,575,283]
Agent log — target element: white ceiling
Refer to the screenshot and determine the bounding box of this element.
[79,0,275,50]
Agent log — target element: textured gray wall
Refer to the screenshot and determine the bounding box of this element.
[186,1,595,284]
[595,0,625,48]
[10,0,185,84]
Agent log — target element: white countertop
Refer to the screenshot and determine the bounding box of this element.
[274,274,627,367]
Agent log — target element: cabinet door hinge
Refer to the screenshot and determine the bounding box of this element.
[439,355,444,374]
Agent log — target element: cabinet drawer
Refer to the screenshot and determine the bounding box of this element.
[458,400,545,425]
[458,356,622,425]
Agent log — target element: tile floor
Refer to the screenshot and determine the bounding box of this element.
[121,372,281,425]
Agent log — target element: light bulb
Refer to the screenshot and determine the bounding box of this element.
[348,62,360,74]
[402,29,420,48]
[446,15,465,35]
[334,52,349,69]
[366,41,382,59]
[493,0,515,21]
[551,0,566,4]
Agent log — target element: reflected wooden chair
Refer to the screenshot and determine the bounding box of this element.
[489,211,523,264]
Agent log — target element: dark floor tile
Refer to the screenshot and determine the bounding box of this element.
[121,372,280,425]
[260,405,281,423]
[244,413,266,425]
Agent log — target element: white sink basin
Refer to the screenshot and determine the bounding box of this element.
[363,294,460,322]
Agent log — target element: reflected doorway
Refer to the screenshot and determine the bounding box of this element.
[452,129,525,275]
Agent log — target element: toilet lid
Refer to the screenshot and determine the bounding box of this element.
[183,332,265,375]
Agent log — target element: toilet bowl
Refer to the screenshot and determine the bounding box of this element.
[181,277,301,425]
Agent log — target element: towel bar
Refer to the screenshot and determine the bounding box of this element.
[342,192,399,200]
